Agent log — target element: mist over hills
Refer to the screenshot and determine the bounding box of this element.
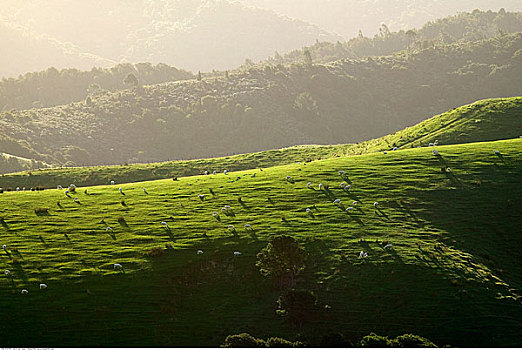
[0,0,341,77]
[239,0,522,38]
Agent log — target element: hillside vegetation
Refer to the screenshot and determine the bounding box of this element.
[0,138,521,346]
[1,96,520,188]
[1,32,521,169]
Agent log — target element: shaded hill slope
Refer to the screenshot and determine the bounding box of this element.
[1,96,520,187]
[0,138,521,346]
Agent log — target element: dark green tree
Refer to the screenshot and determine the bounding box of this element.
[256,235,306,288]
[123,72,139,87]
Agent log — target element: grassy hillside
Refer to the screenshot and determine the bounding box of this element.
[2,96,520,187]
[0,138,521,347]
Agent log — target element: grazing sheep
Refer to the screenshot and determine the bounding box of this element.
[16,187,20,191]
[346,207,354,211]
[494,150,500,155]
[119,187,125,195]
[212,212,218,217]
[39,283,47,289]
[111,180,115,185]
[446,167,451,173]
[113,263,122,270]
[340,182,346,188]
[318,183,323,190]
[433,150,439,155]
[224,170,228,175]
[228,225,236,231]
[393,147,398,151]
[359,251,368,258]
[4,269,10,276]
[198,194,205,201]
[344,185,351,191]
[244,224,252,229]
[161,222,169,229]
[143,188,148,194]
[21,289,29,294]
[234,251,242,257]
[339,170,345,176]
[197,250,204,255]
[383,151,387,155]
[2,244,6,250]
[69,184,76,191]
[57,185,63,190]
[73,197,80,203]
[213,171,217,175]
[353,201,358,206]
[384,244,393,250]
[306,208,312,213]
[307,182,312,188]
[374,202,379,207]
[333,199,341,204]
[106,227,113,231]
[429,143,434,147]
[204,171,209,175]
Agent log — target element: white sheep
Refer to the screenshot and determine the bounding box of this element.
[307,182,312,188]
[119,187,123,193]
[339,170,345,175]
[429,143,434,147]
[113,263,122,270]
[384,244,393,250]
[353,201,358,206]
[494,150,500,155]
[359,251,368,258]
[57,185,63,190]
[73,197,80,203]
[234,251,242,257]
[111,180,115,185]
[344,185,351,191]
[106,227,113,231]
[198,194,205,200]
[446,167,451,172]
[197,250,204,255]
[340,182,346,188]
[433,150,439,155]
[143,188,148,194]
[213,171,217,175]
[244,224,252,229]
[16,187,20,191]
[2,244,6,250]
[39,283,47,289]
[224,205,231,210]
[318,183,323,190]
[306,208,312,213]
[228,225,235,231]
[204,171,209,175]
[161,222,169,228]
[212,212,218,217]
[21,289,29,294]
[333,199,341,204]
[393,147,398,151]
[346,207,354,211]
[4,269,10,276]
[374,202,379,207]
[224,170,228,175]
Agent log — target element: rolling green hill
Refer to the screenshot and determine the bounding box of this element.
[1,96,520,188]
[0,137,521,347]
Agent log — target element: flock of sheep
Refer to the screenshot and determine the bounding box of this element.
[1,145,505,295]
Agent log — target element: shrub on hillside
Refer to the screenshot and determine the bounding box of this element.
[359,333,393,347]
[320,332,350,347]
[266,337,303,347]
[222,333,266,347]
[392,334,437,347]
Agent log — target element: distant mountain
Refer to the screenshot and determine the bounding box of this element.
[1,32,520,170]
[0,0,341,77]
[239,0,522,38]
[0,18,114,79]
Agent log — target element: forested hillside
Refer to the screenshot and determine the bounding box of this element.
[1,31,521,169]
[0,63,194,111]
[269,9,522,66]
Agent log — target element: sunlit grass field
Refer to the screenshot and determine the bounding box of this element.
[0,138,521,346]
